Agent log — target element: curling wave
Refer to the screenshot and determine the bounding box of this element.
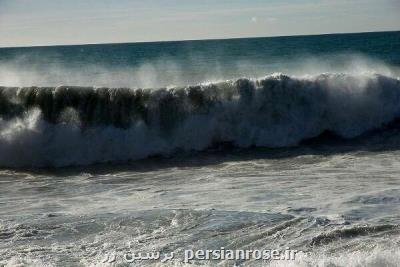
[1,73,400,167]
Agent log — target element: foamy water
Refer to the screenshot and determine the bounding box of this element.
[1,145,400,266]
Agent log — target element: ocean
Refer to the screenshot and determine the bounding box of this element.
[0,31,400,266]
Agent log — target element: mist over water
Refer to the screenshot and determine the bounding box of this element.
[0,53,399,88]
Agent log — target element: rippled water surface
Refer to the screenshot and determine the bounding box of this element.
[1,141,400,266]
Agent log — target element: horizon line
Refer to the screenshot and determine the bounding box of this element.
[0,29,399,49]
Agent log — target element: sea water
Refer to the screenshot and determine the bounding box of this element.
[0,31,400,266]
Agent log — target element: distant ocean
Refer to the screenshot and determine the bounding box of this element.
[1,31,400,266]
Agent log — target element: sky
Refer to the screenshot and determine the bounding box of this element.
[0,0,399,47]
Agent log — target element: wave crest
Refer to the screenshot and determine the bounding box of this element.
[1,73,399,167]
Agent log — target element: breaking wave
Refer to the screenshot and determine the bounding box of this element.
[1,73,400,167]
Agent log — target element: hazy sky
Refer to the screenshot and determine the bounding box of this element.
[0,0,399,47]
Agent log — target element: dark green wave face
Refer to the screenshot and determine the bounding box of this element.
[0,74,399,130]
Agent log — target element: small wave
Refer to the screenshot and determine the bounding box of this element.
[310,224,399,246]
[0,73,400,167]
